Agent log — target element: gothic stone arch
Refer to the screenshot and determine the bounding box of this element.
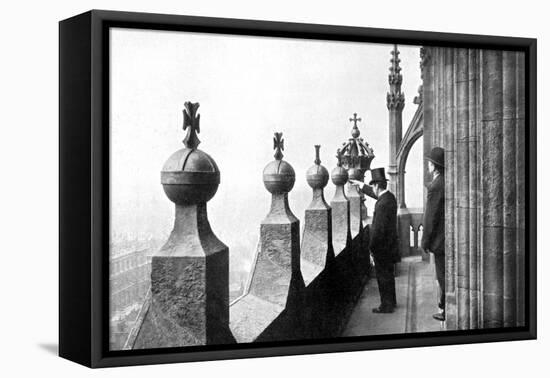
[396,103,423,209]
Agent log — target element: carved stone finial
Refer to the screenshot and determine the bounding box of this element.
[336,148,343,167]
[387,45,405,111]
[390,44,402,74]
[182,102,201,149]
[314,145,321,165]
[273,132,284,160]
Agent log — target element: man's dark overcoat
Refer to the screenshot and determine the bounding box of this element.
[421,174,445,255]
[365,189,399,309]
[368,190,399,264]
[421,173,446,309]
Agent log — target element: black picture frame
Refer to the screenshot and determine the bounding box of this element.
[59,9,537,368]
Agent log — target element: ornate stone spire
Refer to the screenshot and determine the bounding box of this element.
[387,44,405,110]
[339,113,375,178]
[337,113,374,237]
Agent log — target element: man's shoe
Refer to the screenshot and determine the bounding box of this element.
[373,306,394,314]
[433,312,445,321]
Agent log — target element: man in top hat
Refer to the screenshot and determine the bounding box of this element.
[350,168,398,313]
[422,147,446,321]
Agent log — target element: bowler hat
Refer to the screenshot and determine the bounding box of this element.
[369,167,389,185]
[426,147,445,168]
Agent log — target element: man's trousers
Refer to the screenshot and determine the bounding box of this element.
[374,258,397,309]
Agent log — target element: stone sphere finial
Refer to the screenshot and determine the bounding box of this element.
[161,102,220,205]
[331,149,349,186]
[263,132,295,194]
[306,145,329,190]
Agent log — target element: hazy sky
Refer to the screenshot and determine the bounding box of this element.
[110,28,423,270]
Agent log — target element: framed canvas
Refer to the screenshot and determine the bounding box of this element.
[59,10,537,368]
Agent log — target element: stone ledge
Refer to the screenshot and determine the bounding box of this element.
[230,294,284,343]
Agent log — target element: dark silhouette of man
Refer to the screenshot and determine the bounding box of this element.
[422,147,446,321]
[351,167,398,313]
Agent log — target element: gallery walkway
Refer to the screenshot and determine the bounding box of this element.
[343,256,443,336]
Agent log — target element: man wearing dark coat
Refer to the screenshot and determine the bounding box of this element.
[351,168,398,313]
[422,147,446,321]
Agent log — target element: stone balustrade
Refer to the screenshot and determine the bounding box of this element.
[397,208,425,259]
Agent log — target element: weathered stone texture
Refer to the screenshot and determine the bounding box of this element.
[301,187,333,284]
[132,203,234,348]
[331,197,350,255]
[347,184,363,238]
[423,46,526,330]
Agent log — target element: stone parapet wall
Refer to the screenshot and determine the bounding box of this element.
[231,230,370,343]
[124,115,373,350]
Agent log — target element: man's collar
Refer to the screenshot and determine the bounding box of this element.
[378,189,389,198]
[433,171,440,180]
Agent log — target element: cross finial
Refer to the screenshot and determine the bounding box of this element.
[336,148,343,167]
[182,102,201,149]
[314,145,321,165]
[349,113,362,128]
[273,132,284,160]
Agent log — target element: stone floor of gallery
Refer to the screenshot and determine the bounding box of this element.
[343,256,443,336]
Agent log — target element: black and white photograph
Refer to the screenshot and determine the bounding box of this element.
[105,27,529,351]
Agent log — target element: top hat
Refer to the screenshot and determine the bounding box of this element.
[426,147,445,168]
[369,167,389,185]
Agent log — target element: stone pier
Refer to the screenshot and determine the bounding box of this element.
[301,145,333,284]
[130,102,234,349]
[230,132,304,342]
[387,44,405,198]
[330,149,351,256]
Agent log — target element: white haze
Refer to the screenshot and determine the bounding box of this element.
[110,28,423,273]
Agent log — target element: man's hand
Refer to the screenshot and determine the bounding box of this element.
[349,179,365,189]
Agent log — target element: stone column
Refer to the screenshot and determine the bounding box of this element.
[481,50,504,329]
[502,51,518,327]
[249,132,303,308]
[456,48,471,329]
[133,102,234,348]
[397,207,411,257]
[443,48,458,329]
[467,49,481,329]
[330,149,351,256]
[387,44,405,197]
[515,52,526,327]
[302,145,333,282]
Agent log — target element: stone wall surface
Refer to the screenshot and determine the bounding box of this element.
[423,47,526,330]
[230,181,371,343]
[131,203,235,348]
